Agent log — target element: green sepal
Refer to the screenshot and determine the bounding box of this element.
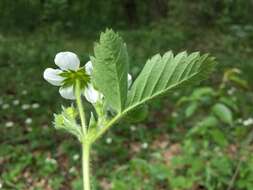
[53,106,83,141]
[60,68,90,89]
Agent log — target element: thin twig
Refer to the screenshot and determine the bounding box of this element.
[226,129,253,190]
[226,159,242,190]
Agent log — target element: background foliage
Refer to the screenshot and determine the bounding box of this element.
[0,0,253,190]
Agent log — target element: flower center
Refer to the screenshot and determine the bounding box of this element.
[59,68,91,89]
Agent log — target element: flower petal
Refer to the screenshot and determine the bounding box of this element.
[59,86,76,100]
[128,73,132,88]
[85,61,93,75]
[84,84,103,104]
[54,52,80,71]
[43,68,64,86]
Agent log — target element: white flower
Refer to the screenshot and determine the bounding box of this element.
[172,112,178,117]
[243,118,253,126]
[0,181,2,189]
[5,121,14,128]
[142,142,149,149]
[2,104,9,109]
[69,166,76,174]
[13,100,20,106]
[21,104,30,110]
[237,118,243,123]
[73,154,80,161]
[106,137,112,144]
[45,157,57,165]
[31,103,40,109]
[130,125,136,131]
[43,52,103,103]
[25,118,32,125]
[22,90,28,95]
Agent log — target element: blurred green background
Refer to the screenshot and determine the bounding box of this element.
[0,0,253,189]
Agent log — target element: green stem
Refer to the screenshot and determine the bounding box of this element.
[75,80,87,135]
[74,80,91,190]
[82,141,91,190]
[92,100,149,142]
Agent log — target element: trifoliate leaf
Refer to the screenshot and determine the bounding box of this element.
[126,51,216,112]
[92,29,129,113]
[212,103,233,125]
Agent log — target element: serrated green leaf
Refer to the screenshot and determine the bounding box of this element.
[126,51,216,111]
[92,29,129,112]
[212,103,233,125]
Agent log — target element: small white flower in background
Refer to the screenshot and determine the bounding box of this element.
[13,99,20,106]
[25,118,32,125]
[106,137,112,144]
[172,112,178,117]
[69,166,76,174]
[227,87,236,95]
[22,90,28,95]
[32,103,40,109]
[173,92,180,96]
[0,181,2,189]
[21,104,30,110]
[5,121,14,128]
[45,157,57,165]
[43,51,103,103]
[237,118,243,123]
[130,125,136,131]
[243,118,253,126]
[2,104,9,109]
[142,142,149,149]
[73,154,80,161]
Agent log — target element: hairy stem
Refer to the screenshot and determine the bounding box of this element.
[75,80,87,135]
[74,80,91,190]
[82,141,91,190]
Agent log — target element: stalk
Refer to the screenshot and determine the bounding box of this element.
[82,141,91,190]
[75,80,87,135]
[74,80,91,190]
